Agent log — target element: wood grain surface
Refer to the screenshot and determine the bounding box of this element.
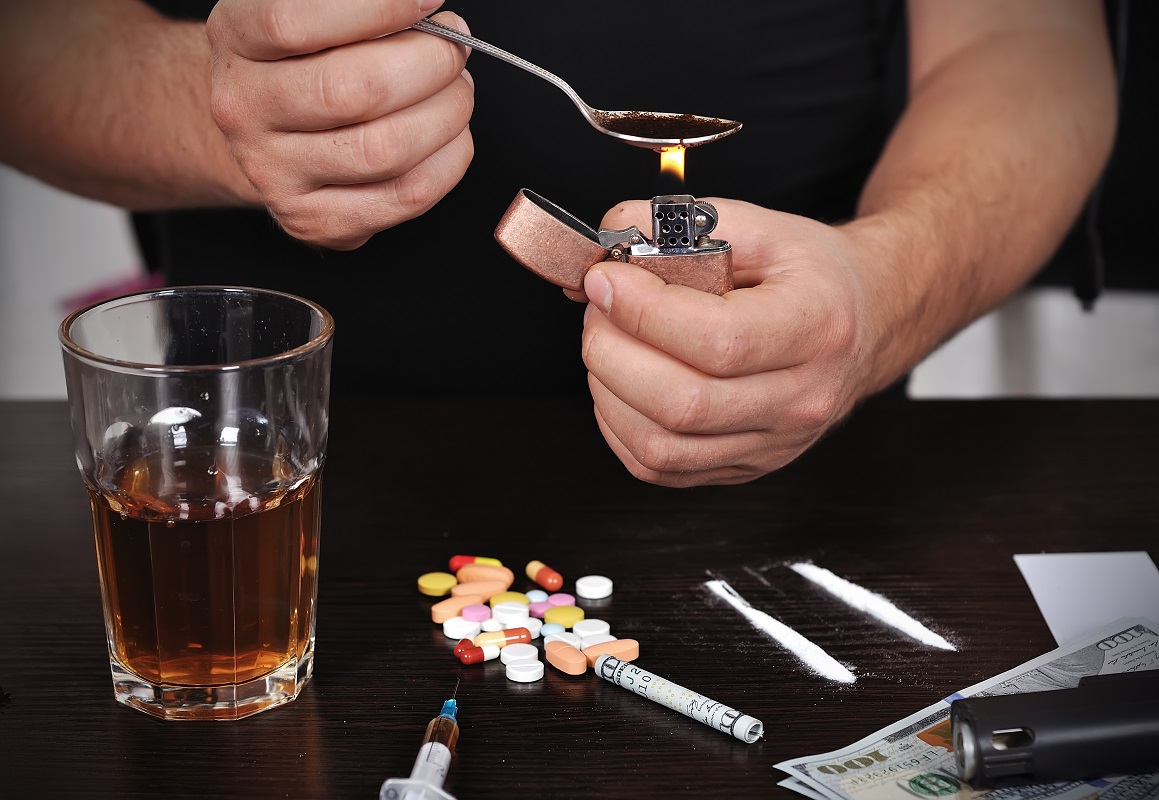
[1,396,1156,798]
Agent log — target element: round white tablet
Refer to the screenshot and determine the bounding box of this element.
[524,617,544,639]
[575,575,613,600]
[506,660,545,683]
[499,643,539,665]
[492,601,531,628]
[481,617,504,632]
[442,616,482,641]
[579,633,617,651]
[542,630,581,649]
[572,618,611,639]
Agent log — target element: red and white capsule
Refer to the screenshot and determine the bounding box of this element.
[457,643,501,665]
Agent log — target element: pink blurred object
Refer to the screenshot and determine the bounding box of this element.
[61,271,165,313]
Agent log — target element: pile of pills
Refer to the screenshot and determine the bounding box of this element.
[417,555,633,683]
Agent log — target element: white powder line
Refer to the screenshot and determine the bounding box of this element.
[704,579,856,684]
[789,562,956,651]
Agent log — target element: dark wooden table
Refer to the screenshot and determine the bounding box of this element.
[1,395,1156,799]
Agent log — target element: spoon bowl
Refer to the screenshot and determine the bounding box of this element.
[412,18,742,150]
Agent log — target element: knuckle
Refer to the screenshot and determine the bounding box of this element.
[356,121,407,176]
[825,302,860,352]
[259,0,309,54]
[273,200,361,250]
[627,461,668,486]
[700,325,752,377]
[794,385,842,433]
[433,37,467,82]
[208,85,246,136]
[451,78,476,123]
[580,324,603,371]
[391,167,450,220]
[363,109,474,180]
[270,202,320,244]
[304,217,366,250]
[318,64,376,123]
[630,427,682,474]
[204,10,227,49]
[655,381,715,433]
[457,128,476,163]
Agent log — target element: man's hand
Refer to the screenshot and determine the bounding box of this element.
[581,199,882,487]
[581,1,1114,489]
[206,0,474,250]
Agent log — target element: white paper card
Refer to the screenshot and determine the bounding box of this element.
[1014,551,1159,645]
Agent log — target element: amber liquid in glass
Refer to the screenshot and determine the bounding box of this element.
[89,445,321,691]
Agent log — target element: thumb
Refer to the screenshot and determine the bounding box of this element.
[562,199,654,303]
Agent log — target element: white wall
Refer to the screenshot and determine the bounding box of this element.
[1,167,1156,400]
[909,287,1159,398]
[0,166,143,400]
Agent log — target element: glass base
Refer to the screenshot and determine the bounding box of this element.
[109,644,314,721]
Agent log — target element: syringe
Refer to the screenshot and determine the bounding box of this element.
[379,686,461,800]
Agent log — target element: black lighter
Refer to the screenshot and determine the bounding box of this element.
[950,669,1159,787]
[494,189,733,296]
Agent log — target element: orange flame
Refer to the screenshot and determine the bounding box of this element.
[659,147,686,184]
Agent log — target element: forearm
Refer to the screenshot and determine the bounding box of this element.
[0,0,257,209]
[844,0,1116,395]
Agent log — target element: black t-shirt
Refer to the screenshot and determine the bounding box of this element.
[138,0,906,394]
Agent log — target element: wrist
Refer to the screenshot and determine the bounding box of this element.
[837,211,946,397]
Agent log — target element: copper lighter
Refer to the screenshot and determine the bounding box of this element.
[494,189,733,295]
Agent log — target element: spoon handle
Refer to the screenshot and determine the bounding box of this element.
[411,18,593,121]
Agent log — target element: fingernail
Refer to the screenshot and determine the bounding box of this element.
[583,302,593,325]
[584,268,612,314]
[419,0,444,12]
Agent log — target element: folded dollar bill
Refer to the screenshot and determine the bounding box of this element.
[774,617,1159,800]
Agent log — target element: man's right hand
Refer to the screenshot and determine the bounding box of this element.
[206,0,474,250]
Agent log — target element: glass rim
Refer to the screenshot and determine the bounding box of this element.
[59,285,335,375]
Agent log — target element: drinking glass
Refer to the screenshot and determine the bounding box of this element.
[59,286,334,721]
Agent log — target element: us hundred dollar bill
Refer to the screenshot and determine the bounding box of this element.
[774,618,1159,800]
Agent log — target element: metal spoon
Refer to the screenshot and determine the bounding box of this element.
[411,18,742,150]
